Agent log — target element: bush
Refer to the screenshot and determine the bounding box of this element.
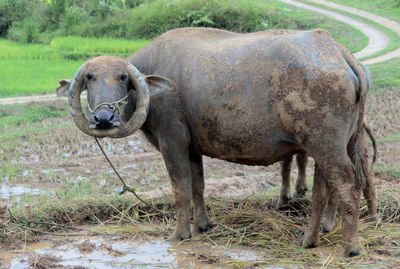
[0,0,40,37]
[126,0,275,38]
[7,19,41,43]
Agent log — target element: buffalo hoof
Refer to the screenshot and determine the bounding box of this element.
[294,188,308,198]
[344,247,360,257]
[321,221,335,234]
[302,232,319,249]
[192,222,213,234]
[320,227,331,235]
[276,196,291,209]
[166,230,191,242]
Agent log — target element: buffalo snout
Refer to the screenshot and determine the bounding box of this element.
[89,108,121,130]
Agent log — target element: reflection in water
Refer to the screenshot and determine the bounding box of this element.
[0,237,262,269]
[0,185,46,199]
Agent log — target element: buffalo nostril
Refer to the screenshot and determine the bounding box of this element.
[94,110,116,130]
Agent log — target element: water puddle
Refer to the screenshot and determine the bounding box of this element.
[0,185,47,200]
[0,236,263,269]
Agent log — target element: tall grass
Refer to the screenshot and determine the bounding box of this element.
[0,39,60,60]
[50,36,152,55]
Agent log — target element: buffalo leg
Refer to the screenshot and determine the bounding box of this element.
[295,152,308,197]
[319,158,361,256]
[277,155,293,208]
[190,153,211,234]
[160,139,192,241]
[322,192,338,234]
[321,154,376,234]
[302,164,329,248]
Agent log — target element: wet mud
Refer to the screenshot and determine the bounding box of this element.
[1,234,264,269]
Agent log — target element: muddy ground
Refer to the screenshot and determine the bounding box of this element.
[0,89,399,268]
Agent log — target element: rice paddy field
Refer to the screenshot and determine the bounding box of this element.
[0,38,151,97]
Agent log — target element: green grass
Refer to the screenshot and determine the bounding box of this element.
[0,103,72,141]
[376,166,400,181]
[0,39,60,60]
[300,0,400,60]
[50,36,151,55]
[369,57,400,93]
[0,103,69,128]
[0,59,81,97]
[376,132,400,143]
[0,37,152,97]
[329,0,400,23]
[266,1,368,53]
[0,164,21,181]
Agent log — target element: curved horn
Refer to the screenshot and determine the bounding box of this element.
[108,62,150,138]
[69,64,120,137]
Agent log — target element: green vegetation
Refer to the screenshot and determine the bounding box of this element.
[0,37,151,97]
[369,57,400,93]
[329,0,400,23]
[50,36,151,55]
[376,132,400,143]
[301,0,400,60]
[0,164,21,181]
[376,166,400,181]
[0,103,68,128]
[0,0,368,44]
[0,59,80,97]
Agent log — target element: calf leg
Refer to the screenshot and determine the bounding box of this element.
[277,155,293,208]
[160,140,192,241]
[302,164,329,248]
[190,154,211,234]
[295,152,308,197]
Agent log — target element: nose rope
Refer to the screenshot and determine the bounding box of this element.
[88,93,130,114]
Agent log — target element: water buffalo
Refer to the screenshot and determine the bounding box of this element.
[59,27,372,256]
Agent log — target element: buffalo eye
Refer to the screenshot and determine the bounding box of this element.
[120,74,128,81]
[85,73,93,80]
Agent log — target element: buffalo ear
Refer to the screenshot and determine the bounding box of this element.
[144,75,177,97]
[56,79,72,97]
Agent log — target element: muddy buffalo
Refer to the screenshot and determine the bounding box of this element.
[58,28,373,256]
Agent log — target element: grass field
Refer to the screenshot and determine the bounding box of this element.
[369,57,400,93]
[329,0,400,23]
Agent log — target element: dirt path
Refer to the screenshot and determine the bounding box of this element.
[279,0,389,59]
[304,0,400,65]
[0,0,399,105]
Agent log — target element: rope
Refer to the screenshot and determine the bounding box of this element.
[94,137,175,221]
[88,94,129,114]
